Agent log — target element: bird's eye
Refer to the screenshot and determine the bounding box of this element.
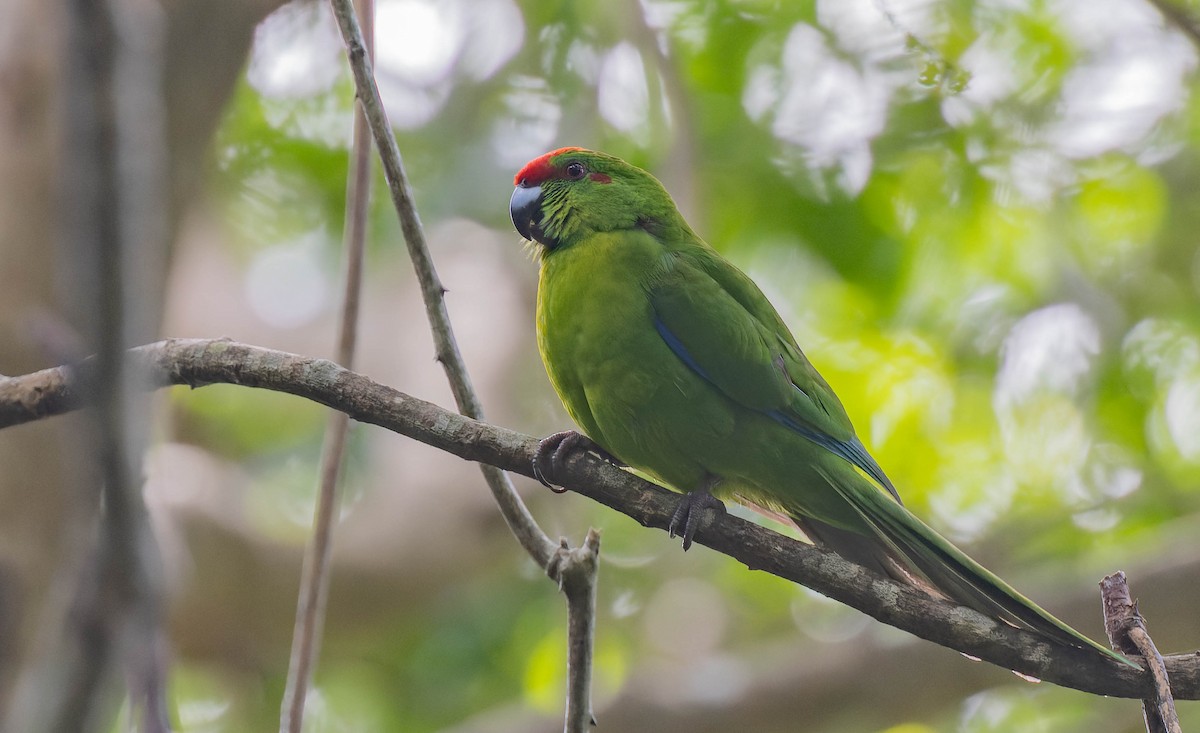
[565,161,586,180]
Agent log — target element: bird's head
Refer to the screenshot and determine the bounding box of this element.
[510,147,684,252]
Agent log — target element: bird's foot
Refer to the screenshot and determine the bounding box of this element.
[532,430,624,492]
[667,484,726,551]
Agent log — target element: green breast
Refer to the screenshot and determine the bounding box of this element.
[535,231,734,490]
[536,231,657,443]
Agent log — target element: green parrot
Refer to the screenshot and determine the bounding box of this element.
[510,146,1134,668]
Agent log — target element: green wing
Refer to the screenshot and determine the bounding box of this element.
[649,246,1136,668]
[648,247,899,500]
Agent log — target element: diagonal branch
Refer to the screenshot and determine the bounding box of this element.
[2,338,1195,700]
[325,0,556,568]
[324,0,597,722]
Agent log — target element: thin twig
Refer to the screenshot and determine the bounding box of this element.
[1147,0,1200,48]
[549,529,601,733]
[325,0,556,567]
[3,338,1189,700]
[1101,572,1182,733]
[278,1,374,730]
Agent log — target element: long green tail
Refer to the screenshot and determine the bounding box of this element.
[815,467,1139,669]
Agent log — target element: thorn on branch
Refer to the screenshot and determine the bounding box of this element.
[1101,572,1181,733]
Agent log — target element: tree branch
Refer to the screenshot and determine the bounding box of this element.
[1,338,1195,700]
[549,529,601,733]
[4,0,171,729]
[1102,572,1183,733]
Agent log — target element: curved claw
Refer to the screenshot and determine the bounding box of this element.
[533,430,620,493]
[667,484,726,551]
[531,458,565,492]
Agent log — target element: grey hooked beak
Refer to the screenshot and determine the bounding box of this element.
[510,183,551,247]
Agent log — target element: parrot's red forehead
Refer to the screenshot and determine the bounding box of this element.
[514,147,584,186]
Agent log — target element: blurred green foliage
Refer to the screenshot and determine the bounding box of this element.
[166,0,1200,730]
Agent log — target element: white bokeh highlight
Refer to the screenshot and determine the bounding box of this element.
[244,234,331,330]
[598,42,650,135]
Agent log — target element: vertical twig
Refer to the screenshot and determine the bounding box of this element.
[112,3,172,728]
[1101,572,1181,733]
[6,0,171,730]
[324,0,598,725]
[278,1,374,731]
[549,529,602,733]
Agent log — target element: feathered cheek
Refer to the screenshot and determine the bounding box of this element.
[536,198,574,250]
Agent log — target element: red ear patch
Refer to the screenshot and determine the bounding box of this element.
[514,146,585,186]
